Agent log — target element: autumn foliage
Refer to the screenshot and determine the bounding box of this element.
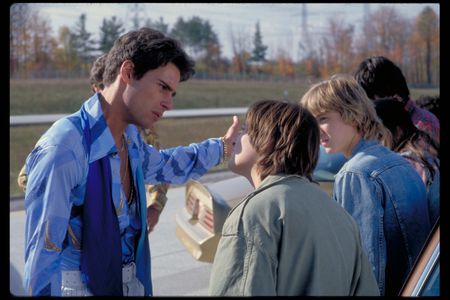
[10,4,439,86]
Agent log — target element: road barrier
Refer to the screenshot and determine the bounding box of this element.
[10,107,248,126]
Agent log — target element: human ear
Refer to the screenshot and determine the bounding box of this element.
[120,60,134,83]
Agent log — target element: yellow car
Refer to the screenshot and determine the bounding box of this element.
[175,170,335,263]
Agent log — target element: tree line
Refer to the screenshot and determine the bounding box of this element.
[10,4,439,86]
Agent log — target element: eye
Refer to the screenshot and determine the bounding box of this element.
[317,116,328,124]
[158,82,176,97]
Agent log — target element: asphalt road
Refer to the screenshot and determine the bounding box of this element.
[10,171,237,296]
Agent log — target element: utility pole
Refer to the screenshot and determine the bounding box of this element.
[299,3,312,60]
[126,3,147,30]
[364,4,373,52]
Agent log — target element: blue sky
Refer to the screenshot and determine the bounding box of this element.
[29,3,439,60]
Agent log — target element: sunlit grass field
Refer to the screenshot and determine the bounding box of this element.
[9,78,439,197]
[10,78,313,114]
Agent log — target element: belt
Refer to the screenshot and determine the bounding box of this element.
[121,262,137,283]
[62,262,137,287]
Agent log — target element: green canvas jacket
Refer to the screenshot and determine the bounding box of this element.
[209,174,380,296]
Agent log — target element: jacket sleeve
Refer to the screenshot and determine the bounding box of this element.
[209,199,279,296]
[140,137,223,185]
[209,233,277,296]
[351,220,381,296]
[23,143,83,296]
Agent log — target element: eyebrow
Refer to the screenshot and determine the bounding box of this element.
[158,79,176,97]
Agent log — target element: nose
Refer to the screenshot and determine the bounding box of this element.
[319,126,327,138]
[161,95,173,111]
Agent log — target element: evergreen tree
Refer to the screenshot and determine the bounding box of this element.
[145,17,169,35]
[170,16,219,57]
[71,14,96,68]
[251,21,267,63]
[99,16,125,53]
[170,16,222,74]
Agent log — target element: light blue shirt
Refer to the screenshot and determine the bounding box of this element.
[333,138,431,295]
[23,94,223,295]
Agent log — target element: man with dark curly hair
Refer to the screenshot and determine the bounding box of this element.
[22,27,240,296]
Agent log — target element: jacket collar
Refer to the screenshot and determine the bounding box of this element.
[82,93,123,163]
[350,138,379,158]
[242,174,308,202]
[258,174,308,189]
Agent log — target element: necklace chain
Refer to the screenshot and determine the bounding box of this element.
[121,150,128,184]
[119,134,128,184]
[118,135,126,152]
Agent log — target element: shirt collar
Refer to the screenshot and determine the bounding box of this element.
[403,97,416,113]
[82,93,117,163]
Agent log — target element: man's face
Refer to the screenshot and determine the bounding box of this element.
[123,62,180,129]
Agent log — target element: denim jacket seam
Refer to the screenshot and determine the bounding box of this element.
[377,210,385,294]
[374,173,415,267]
[338,168,387,293]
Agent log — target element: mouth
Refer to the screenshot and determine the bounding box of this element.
[152,111,162,120]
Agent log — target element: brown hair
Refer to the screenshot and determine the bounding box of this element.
[300,75,392,148]
[89,53,107,92]
[245,100,320,181]
[103,27,195,86]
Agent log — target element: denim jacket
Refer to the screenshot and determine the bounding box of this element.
[333,139,431,295]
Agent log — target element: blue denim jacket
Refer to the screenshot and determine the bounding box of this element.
[333,139,431,295]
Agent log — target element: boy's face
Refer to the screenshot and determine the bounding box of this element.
[123,62,180,129]
[315,111,360,158]
[228,124,258,178]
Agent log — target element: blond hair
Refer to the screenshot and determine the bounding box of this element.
[300,75,392,148]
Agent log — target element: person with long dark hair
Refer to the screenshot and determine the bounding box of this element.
[354,56,439,144]
[374,97,439,226]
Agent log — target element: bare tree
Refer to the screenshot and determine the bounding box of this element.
[368,6,410,64]
[319,17,354,76]
[10,4,55,77]
[10,3,32,77]
[228,24,251,75]
[413,6,439,85]
[52,26,80,73]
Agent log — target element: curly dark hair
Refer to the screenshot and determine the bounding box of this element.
[245,100,320,182]
[89,53,107,91]
[102,27,195,86]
